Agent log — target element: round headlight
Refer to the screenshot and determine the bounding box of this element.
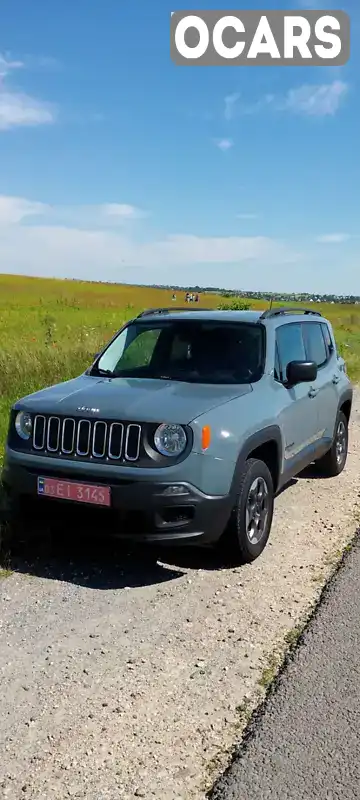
[15,411,33,440]
[154,423,187,457]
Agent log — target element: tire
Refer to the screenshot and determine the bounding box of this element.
[221,458,274,565]
[315,410,349,478]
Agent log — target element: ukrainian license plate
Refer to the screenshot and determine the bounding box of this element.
[37,477,111,507]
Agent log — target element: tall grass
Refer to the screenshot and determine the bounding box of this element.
[1,274,360,462]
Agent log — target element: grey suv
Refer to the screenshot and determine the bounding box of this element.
[1,306,352,563]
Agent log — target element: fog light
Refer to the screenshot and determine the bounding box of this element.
[162,485,190,496]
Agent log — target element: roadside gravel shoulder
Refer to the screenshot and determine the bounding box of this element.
[0,391,359,800]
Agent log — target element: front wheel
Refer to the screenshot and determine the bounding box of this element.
[315,411,349,478]
[222,458,274,565]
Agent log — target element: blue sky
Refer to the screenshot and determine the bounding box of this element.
[0,0,358,294]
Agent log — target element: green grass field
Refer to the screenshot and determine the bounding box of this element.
[1,273,360,463]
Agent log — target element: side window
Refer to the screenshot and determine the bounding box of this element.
[275,324,306,383]
[321,322,335,356]
[274,344,281,382]
[303,323,328,368]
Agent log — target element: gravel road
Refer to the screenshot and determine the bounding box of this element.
[1,392,359,800]
[209,531,360,800]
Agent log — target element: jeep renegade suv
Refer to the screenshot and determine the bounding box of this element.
[1,306,353,564]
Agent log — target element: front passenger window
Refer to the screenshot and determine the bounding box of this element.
[275,324,306,383]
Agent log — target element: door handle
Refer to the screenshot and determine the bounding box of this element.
[332,375,340,384]
[308,387,318,398]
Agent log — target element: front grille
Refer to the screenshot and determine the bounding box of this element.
[32,415,142,463]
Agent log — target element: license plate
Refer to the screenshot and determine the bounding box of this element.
[37,477,111,507]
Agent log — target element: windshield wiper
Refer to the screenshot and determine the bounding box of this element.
[151,372,201,383]
[92,367,117,378]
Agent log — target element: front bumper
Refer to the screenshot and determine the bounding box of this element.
[1,451,233,546]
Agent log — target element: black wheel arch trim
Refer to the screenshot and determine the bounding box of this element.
[230,426,283,498]
[338,387,353,412]
[336,387,353,433]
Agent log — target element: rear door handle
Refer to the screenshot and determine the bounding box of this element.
[332,374,340,384]
[308,387,319,398]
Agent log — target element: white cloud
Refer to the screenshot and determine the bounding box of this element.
[0,196,146,227]
[0,50,57,130]
[24,55,62,71]
[0,53,24,77]
[236,213,259,220]
[0,227,298,272]
[23,200,147,228]
[137,234,284,266]
[0,51,62,76]
[283,81,348,117]
[224,93,240,121]
[0,194,299,281]
[0,195,147,230]
[0,91,56,130]
[317,233,351,243]
[225,82,347,120]
[215,138,234,151]
[222,93,274,118]
[101,203,146,220]
[241,94,275,115]
[0,195,49,224]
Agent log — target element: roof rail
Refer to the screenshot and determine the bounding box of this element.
[136,307,207,319]
[259,306,322,321]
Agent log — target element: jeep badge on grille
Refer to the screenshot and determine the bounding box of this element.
[77,407,100,413]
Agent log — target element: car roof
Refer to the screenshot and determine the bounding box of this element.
[265,313,330,327]
[135,309,263,323]
[133,308,330,326]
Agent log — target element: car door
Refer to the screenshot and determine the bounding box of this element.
[274,322,320,470]
[301,321,339,444]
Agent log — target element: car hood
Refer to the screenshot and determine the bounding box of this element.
[16,374,253,424]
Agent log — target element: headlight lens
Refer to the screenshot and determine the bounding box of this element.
[154,423,187,457]
[15,411,33,440]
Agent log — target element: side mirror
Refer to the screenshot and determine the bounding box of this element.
[286,360,317,386]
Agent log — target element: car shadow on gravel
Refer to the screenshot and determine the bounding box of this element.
[158,544,235,572]
[158,478,299,572]
[0,476,304,582]
[275,477,298,496]
[298,464,327,480]
[1,523,185,590]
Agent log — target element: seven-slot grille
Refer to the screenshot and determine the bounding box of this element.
[32,415,141,462]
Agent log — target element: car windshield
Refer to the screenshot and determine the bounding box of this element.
[92,319,265,385]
